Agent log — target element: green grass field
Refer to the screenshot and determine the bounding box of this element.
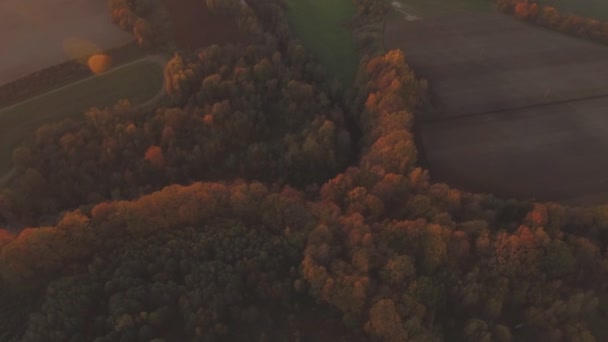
[392,0,492,17]
[285,0,358,86]
[539,0,608,20]
[0,59,164,175]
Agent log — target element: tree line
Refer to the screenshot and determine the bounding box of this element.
[496,0,608,44]
[109,0,173,49]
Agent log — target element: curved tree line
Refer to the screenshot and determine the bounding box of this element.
[1,0,608,341]
[109,0,173,49]
[496,0,608,44]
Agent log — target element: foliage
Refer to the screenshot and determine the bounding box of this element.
[0,41,352,222]
[496,0,608,44]
[1,181,315,340]
[1,1,608,341]
[108,0,173,49]
[0,60,162,177]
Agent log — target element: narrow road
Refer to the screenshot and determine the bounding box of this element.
[136,55,169,109]
[0,54,169,187]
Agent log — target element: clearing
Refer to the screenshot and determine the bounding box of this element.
[285,0,359,85]
[386,1,608,205]
[0,58,164,175]
[0,0,133,86]
[162,0,245,49]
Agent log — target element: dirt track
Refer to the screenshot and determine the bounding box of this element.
[385,11,608,205]
[0,0,132,86]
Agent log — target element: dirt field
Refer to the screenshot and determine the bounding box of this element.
[0,0,133,86]
[385,8,608,205]
[162,0,245,49]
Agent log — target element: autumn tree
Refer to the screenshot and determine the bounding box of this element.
[514,1,530,20]
[144,145,165,168]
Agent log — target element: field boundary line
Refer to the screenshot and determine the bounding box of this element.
[419,92,608,124]
[0,55,166,113]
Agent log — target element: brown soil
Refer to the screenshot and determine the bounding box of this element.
[385,12,608,205]
[162,0,246,49]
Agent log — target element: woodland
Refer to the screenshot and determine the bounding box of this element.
[1,0,607,341]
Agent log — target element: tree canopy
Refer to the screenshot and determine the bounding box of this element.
[1,0,608,341]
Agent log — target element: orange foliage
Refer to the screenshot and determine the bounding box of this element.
[91,202,113,222]
[365,93,378,110]
[88,54,112,75]
[145,145,165,168]
[320,173,353,203]
[514,2,530,20]
[366,299,407,341]
[527,204,548,227]
[203,114,214,125]
[118,8,129,18]
[0,229,14,248]
[57,212,90,231]
[362,129,416,174]
[529,3,540,18]
[377,69,398,91]
[15,227,37,244]
[126,123,137,135]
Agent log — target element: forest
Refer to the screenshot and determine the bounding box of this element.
[1,0,608,341]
